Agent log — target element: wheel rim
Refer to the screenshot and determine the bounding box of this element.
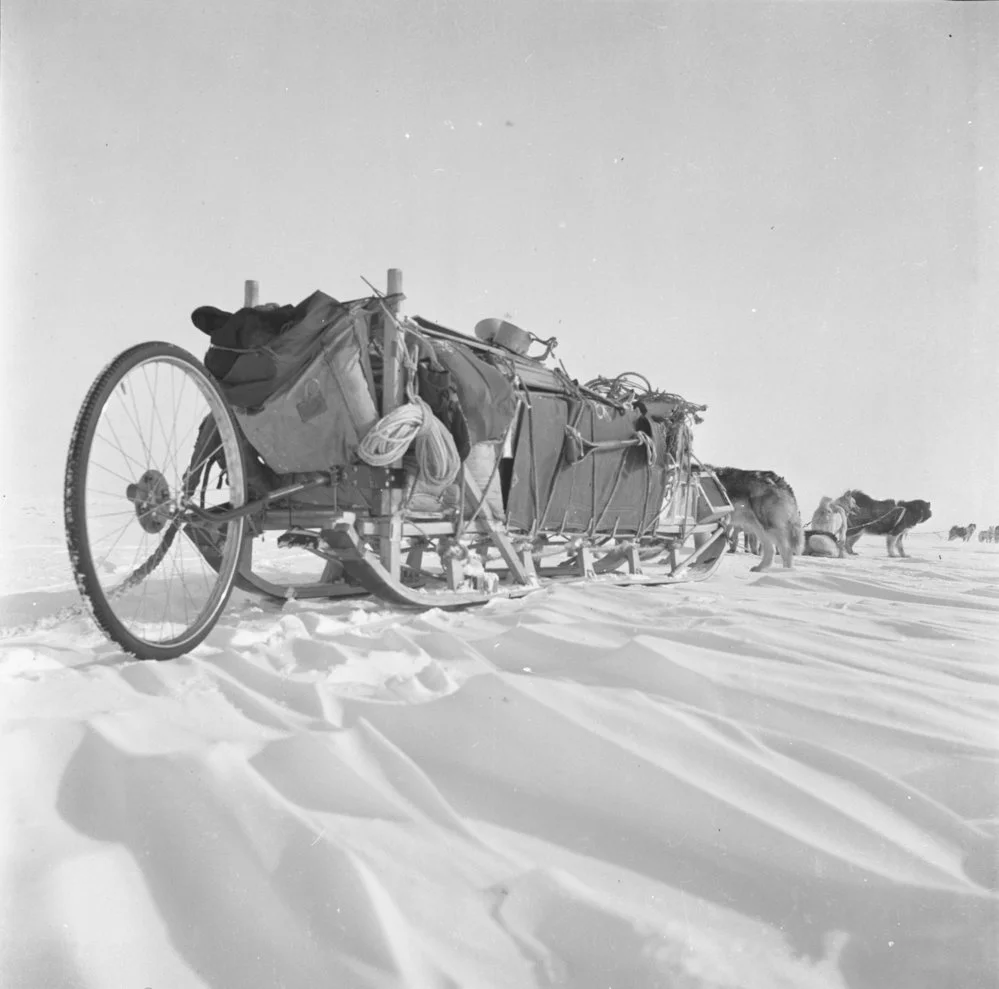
[76,354,245,649]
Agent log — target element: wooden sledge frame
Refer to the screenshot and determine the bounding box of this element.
[222,271,732,608]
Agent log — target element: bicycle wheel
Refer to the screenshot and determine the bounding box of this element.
[64,342,248,659]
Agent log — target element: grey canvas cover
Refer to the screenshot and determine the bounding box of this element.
[506,393,667,535]
[233,300,379,473]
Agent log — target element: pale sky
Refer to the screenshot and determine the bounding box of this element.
[3,1,997,528]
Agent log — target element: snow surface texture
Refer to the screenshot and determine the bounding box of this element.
[1,502,996,989]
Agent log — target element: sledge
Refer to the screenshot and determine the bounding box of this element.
[64,270,732,659]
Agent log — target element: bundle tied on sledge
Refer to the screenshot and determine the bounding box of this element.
[565,374,705,471]
[356,335,461,490]
[360,303,517,520]
[193,287,518,516]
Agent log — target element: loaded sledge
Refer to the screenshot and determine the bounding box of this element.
[64,270,732,659]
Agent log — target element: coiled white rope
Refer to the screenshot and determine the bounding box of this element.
[357,299,462,488]
[358,395,461,488]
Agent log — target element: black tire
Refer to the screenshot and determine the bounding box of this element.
[64,342,247,659]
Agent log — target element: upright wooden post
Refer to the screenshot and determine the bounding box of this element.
[382,269,404,416]
[378,268,405,576]
[244,279,259,308]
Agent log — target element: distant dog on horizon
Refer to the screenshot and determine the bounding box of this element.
[844,491,932,558]
[711,467,804,572]
[949,523,977,542]
[977,526,994,543]
[803,492,857,558]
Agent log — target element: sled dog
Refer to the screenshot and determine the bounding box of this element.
[949,524,977,542]
[844,491,932,558]
[711,467,804,572]
[803,492,857,558]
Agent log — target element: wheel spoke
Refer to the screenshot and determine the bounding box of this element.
[86,507,140,522]
[120,375,155,468]
[146,362,158,468]
[98,416,148,479]
[175,536,202,629]
[144,362,187,486]
[86,510,143,559]
[88,456,143,488]
[166,365,184,490]
[186,436,227,486]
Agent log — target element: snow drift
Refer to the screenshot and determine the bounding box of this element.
[1,501,996,989]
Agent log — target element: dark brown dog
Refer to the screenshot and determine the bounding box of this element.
[843,491,932,558]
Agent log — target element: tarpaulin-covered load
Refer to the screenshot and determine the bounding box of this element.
[70,269,729,662]
[193,292,379,474]
[192,290,703,537]
[194,291,344,408]
[505,392,670,536]
[192,292,520,483]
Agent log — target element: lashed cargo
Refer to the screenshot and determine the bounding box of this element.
[196,292,380,473]
[505,393,668,536]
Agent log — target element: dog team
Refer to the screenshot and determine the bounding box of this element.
[710,465,934,573]
[949,523,997,543]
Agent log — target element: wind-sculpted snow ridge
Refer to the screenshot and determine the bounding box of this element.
[0,524,997,989]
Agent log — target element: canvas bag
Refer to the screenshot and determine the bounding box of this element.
[428,338,518,446]
[234,302,380,473]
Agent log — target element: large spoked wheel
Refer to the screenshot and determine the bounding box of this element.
[64,342,248,660]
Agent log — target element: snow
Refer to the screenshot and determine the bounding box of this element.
[1,500,996,989]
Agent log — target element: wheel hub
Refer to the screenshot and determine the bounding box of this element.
[125,469,174,533]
